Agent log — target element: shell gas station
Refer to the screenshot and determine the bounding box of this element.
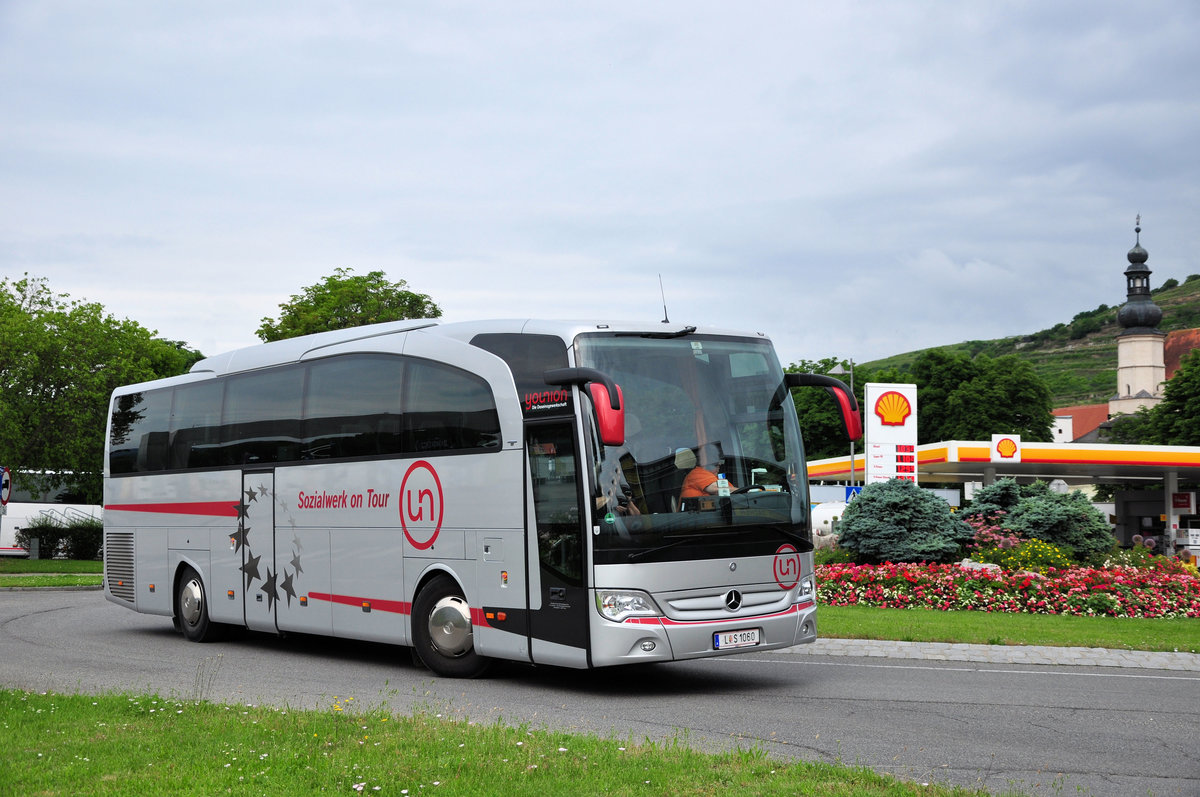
[805,223,1200,557]
[806,383,1200,557]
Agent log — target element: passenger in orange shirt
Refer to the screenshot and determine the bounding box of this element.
[678,443,736,502]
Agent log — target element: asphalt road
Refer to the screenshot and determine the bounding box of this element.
[2,589,1197,797]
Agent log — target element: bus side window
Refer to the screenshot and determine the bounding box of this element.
[169,380,224,470]
[109,389,172,474]
[403,360,500,453]
[221,366,304,465]
[304,355,405,459]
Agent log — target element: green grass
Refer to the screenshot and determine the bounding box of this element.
[819,605,1200,653]
[0,690,992,796]
[0,558,103,574]
[0,558,103,588]
[0,574,103,588]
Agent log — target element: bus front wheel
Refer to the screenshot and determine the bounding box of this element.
[412,575,490,678]
[176,566,221,642]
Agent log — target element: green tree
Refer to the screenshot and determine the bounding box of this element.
[1143,349,1200,445]
[0,275,202,504]
[787,359,901,460]
[1106,406,1155,444]
[257,268,442,342]
[835,478,972,563]
[911,350,1053,443]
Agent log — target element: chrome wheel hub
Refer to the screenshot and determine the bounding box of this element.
[180,578,204,627]
[427,595,473,657]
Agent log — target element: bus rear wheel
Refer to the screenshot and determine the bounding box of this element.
[412,575,490,678]
[176,566,222,642]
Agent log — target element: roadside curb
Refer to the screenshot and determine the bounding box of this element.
[781,637,1200,671]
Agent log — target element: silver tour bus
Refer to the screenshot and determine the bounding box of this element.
[103,319,860,677]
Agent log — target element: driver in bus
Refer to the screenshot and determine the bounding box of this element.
[678,443,737,503]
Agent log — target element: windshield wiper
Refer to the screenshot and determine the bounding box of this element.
[615,325,697,340]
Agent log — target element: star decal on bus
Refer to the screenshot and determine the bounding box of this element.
[233,482,305,610]
[280,569,297,606]
[241,552,261,589]
[261,568,279,611]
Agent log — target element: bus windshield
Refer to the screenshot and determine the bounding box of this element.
[576,333,810,564]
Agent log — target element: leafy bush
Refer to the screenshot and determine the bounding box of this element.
[835,478,972,563]
[964,478,1114,560]
[14,515,102,559]
[16,517,68,558]
[63,517,103,560]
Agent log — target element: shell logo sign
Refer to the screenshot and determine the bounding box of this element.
[991,434,1021,463]
[864,383,919,485]
[874,390,913,427]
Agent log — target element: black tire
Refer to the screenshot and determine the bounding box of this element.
[176,566,222,642]
[411,574,490,678]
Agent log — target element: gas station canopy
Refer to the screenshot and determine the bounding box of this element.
[808,441,1200,486]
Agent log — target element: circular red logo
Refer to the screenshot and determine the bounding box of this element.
[773,543,802,590]
[400,460,444,550]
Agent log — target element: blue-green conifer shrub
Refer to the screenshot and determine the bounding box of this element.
[836,478,972,563]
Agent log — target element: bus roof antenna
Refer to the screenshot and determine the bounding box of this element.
[659,274,670,323]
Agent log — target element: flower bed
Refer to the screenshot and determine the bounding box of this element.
[816,561,1200,618]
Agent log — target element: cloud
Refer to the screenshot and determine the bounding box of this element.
[1,1,1198,369]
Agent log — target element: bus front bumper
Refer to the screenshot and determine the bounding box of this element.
[589,598,817,668]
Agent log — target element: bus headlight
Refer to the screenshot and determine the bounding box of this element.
[595,589,662,622]
[798,577,814,599]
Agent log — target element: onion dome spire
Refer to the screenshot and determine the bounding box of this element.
[1117,215,1163,334]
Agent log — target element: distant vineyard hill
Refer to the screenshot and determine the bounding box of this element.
[862,274,1200,409]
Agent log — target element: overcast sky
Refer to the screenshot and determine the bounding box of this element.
[2,1,1198,367]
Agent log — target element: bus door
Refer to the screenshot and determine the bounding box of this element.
[526,420,590,668]
[240,470,278,633]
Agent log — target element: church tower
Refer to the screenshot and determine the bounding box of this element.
[1109,217,1165,416]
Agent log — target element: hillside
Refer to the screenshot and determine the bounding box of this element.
[862,275,1200,408]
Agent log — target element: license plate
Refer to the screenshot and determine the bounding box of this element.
[713,628,760,650]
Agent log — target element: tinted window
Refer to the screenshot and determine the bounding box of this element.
[471,333,570,417]
[404,359,501,452]
[109,389,172,474]
[304,356,405,459]
[170,381,224,469]
[220,366,305,465]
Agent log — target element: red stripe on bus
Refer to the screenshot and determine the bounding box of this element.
[306,592,492,628]
[308,592,412,614]
[104,501,241,517]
